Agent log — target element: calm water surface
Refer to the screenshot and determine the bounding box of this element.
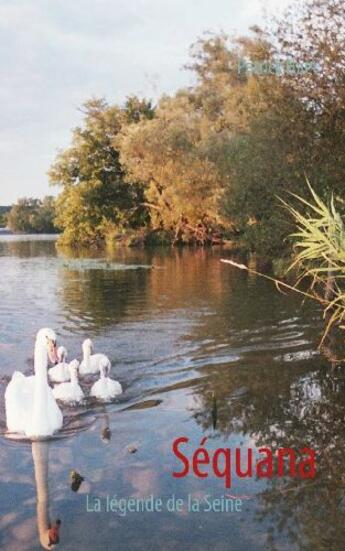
[0,236,345,550]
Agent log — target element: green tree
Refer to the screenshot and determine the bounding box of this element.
[49,97,153,247]
[49,0,345,254]
[118,90,228,244]
[7,197,58,233]
[221,0,345,255]
[118,30,283,246]
[0,206,10,228]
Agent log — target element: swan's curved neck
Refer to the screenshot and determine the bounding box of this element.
[30,339,49,435]
[34,339,49,378]
[83,347,91,368]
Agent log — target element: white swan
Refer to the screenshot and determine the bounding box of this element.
[5,328,63,438]
[79,338,111,375]
[48,346,71,383]
[52,360,84,404]
[90,358,122,401]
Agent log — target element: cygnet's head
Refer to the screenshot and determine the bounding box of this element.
[57,346,67,362]
[36,328,58,364]
[82,339,93,353]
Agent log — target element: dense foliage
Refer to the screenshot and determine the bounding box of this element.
[221,0,345,255]
[0,206,10,227]
[49,97,153,247]
[48,0,345,255]
[7,197,58,234]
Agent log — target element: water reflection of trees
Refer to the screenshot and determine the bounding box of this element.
[190,298,345,549]
[53,247,345,546]
[58,267,150,331]
[257,371,345,550]
[144,250,345,548]
[0,238,57,258]
[57,248,227,332]
[193,366,345,546]
[3,239,345,547]
[160,258,345,549]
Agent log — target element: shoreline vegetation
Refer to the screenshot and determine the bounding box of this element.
[222,183,345,356]
[0,206,11,229]
[4,198,58,234]
[48,0,344,256]
[6,0,345,259]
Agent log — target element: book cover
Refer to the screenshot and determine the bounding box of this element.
[0,1,344,549]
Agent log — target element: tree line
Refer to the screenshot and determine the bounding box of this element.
[6,197,57,234]
[8,0,345,256]
[0,206,11,228]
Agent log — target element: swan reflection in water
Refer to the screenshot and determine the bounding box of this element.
[32,441,61,549]
[100,406,111,443]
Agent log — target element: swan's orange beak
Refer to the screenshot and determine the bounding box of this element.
[48,340,58,364]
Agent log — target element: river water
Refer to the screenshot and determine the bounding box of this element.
[0,235,344,550]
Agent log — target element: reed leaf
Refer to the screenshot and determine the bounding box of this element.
[281,183,345,344]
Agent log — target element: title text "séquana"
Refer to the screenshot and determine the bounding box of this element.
[172,437,316,488]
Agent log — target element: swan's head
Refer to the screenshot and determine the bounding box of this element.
[99,357,111,377]
[36,328,58,364]
[69,359,79,377]
[82,339,93,354]
[57,346,67,363]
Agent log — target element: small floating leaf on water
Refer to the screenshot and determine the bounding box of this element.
[127,444,138,454]
[70,470,84,492]
[70,469,84,482]
[212,391,218,430]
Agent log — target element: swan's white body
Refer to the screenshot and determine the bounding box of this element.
[48,346,70,383]
[79,339,111,375]
[90,359,122,401]
[5,328,63,438]
[53,360,84,404]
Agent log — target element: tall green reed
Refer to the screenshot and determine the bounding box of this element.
[280,180,345,345]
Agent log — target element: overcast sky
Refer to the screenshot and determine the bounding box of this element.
[0,0,290,204]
